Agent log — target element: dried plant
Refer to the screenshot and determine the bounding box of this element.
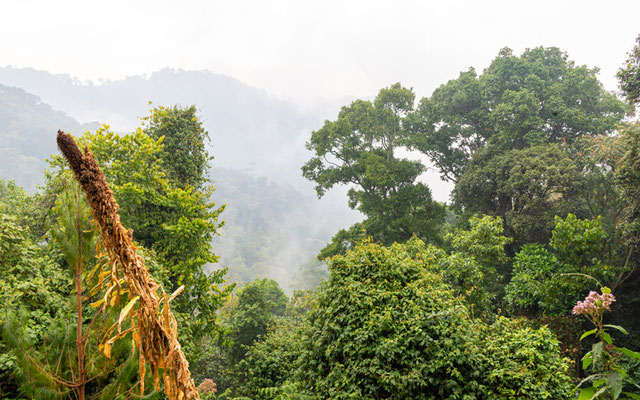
[56,130,199,400]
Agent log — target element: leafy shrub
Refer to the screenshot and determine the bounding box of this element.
[297,238,572,399]
[476,317,572,399]
[506,214,615,315]
[298,238,482,399]
[233,293,311,399]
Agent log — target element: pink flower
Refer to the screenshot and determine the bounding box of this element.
[572,290,615,318]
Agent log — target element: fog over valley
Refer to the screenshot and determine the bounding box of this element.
[0,67,365,290]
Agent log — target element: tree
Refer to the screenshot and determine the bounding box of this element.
[47,179,98,400]
[55,130,201,399]
[505,214,614,316]
[446,214,511,271]
[454,144,586,248]
[618,34,640,109]
[1,178,152,400]
[230,291,313,399]
[408,47,626,183]
[474,317,571,399]
[298,238,571,399]
[441,215,512,315]
[610,123,640,349]
[302,83,445,257]
[48,114,231,370]
[570,124,640,350]
[142,105,211,188]
[0,180,43,239]
[228,279,288,364]
[0,212,68,398]
[616,123,640,248]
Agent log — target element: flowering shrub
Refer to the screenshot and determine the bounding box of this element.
[573,287,640,399]
[573,290,616,322]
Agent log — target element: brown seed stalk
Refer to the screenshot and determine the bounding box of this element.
[56,130,199,400]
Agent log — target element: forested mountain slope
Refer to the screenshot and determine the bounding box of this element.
[0,80,358,290]
[210,167,337,290]
[0,84,97,191]
[0,67,321,188]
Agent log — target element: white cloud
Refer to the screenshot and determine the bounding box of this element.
[1,0,637,107]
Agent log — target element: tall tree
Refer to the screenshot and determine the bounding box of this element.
[228,279,288,363]
[302,83,445,257]
[142,105,211,188]
[408,47,626,183]
[2,178,149,400]
[48,112,231,369]
[618,34,640,109]
[454,144,586,248]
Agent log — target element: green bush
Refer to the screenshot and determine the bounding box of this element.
[298,238,482,399]
[297,238,572,399]
[226,291,313,399]
[505,214,616,315]
[476,317,572,399]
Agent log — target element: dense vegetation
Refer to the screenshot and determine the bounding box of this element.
[2,36,640,399]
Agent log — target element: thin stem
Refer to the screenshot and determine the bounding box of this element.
[560,273,603,288]
[75,186,86,400]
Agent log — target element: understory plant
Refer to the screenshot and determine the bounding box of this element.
[574,287,640,399]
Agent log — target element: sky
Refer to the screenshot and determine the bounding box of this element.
[2,0,639,107]
[1,0,639,201]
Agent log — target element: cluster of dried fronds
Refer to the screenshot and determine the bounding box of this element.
[57,130,199,400]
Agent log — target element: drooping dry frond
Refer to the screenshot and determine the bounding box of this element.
[56,130,199,400]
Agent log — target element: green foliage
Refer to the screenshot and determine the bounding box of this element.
[446,215,511,312]
[48,178,98,273]
[618,34,640,108]
[232,292,313,399]
[551,214,608,267]
[446,215,512,268]
[203,287,306,398]
[45,109,232,373]
[409,46,626,182]
[297,238,572,399]
[73,121,229,364]
[142,104,211,188]
[505,244,560,312]
[315,223,366,260]
[0,180,43,238]
[616,123,640,247]
[455,144,586,248]
[1,177,160,399]
[477,317,572,399]
[0,213,68,398]
[576,125,640,348]
[298,238,484,399]
[505,215,614,315]
[573,288,640,399]
[302,83,445,257]
[434,251,494,317]
[2,309,153,400]
[229,279,288,364]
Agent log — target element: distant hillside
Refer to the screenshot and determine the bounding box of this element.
[210,167,352,291]
[0,67,321,189]
[0,81,360,290]
[0,84,97,191]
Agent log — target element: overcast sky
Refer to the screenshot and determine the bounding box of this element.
[2,0,639,109]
